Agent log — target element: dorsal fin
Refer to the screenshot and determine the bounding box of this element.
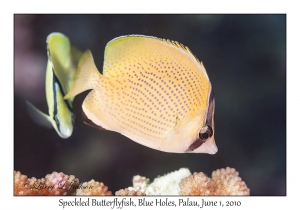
[103,35,207,77]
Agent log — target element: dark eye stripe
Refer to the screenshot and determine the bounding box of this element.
[185,139,206,152]
[205,88,214,127]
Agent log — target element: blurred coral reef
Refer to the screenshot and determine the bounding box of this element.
[145,168,191,195]
[14,171,79,195]
[76,179,112,196]
[179,167,250,195]
[115,188,146,196]
[14,167,249,196]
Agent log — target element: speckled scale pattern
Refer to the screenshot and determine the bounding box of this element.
[87,36,210,147]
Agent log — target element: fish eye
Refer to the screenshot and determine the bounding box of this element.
[199,125,213,140]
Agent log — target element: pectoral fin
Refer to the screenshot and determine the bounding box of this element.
[165,108,206,140]
[26,101,53,129]
[165,112,193,139]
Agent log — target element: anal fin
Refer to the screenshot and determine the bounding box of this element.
[82,110,106,130]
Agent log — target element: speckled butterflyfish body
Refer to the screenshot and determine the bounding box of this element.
[65,35,217,153]
[26,32,82,138]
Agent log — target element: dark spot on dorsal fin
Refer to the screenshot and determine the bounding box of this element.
[82,111,106,130]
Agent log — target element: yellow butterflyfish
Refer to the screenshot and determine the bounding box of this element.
[26,32,82,138]
[65,35,217,153]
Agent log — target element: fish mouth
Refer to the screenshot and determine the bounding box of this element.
[203,139,218,154]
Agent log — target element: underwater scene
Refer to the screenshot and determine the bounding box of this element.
[14,14,286,195]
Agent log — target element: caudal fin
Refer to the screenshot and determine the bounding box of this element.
[64,50,102,99]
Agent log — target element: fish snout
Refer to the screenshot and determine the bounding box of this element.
[206,142,218,154]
